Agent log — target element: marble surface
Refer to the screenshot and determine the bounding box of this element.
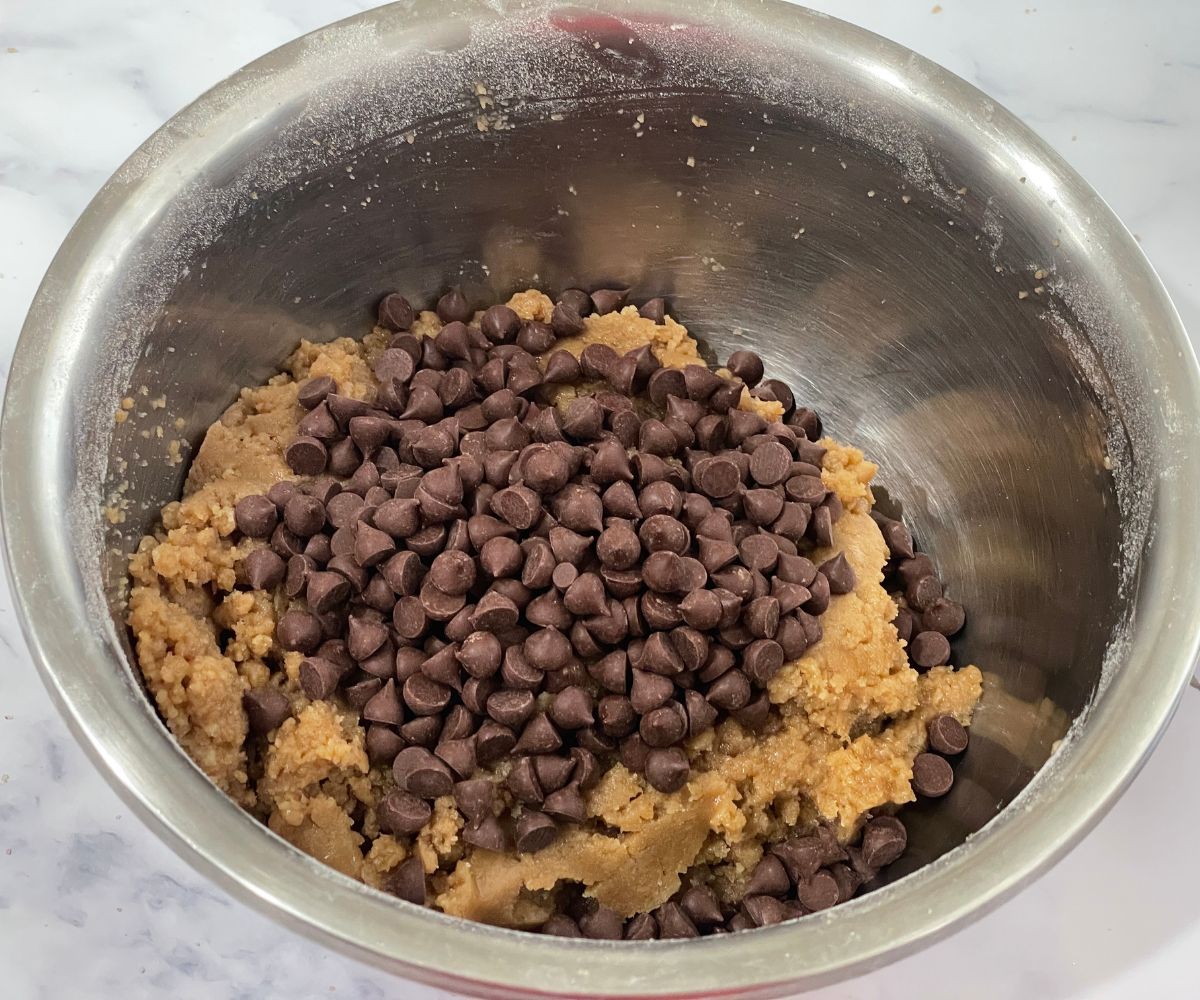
[2,1,1198,997]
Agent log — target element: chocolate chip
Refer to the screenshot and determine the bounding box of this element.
[530,755,574,794]
[733,692,771,730]
[803,570,830,616]
[548,686,595,730]
[471,590,520,631]
[927,714,969,755]
[462,815,510,853]
[872,512,915,559]
[654,901,699,939]
[909,630,951,668]
[674,886,721,927]
[362,678,404,726]
[906,574,943,613]
[549,300,585,337]
[645,747,689,792]
[378,789,432,835]
[365,724,405,764]
[453,777,495,823]
[819,553,856,595]
[860,815,907,867]
[746,853,790,896]
[598,695,637,737]
[243,687,290,735]
[578,904,623,940]
[298,656,341,700]
[588,650,628,694]
[242,547,285,591]
[423,549,473,597]
[235,495,279,538]
[624,911,658,940]
[542,914,582,937]
[475,720,517,764]
[695,457,740,498]
[517,320,556,355]
[378,293,415,331]
[544,349,582,383]
[725,350,764,387]
[808,504,833,546]
[552,485,604,534]
[514,712,563,755]
[382,856,426,905]
[628,669,673,714]
[684,689,718,737]
[631,419,671,459]
[706,669,751,710]
[435,737,477,780]
[796,870,839,911]
[487,689,536,728]
[400,715,443,747]
[739,893,787,926]
[912,752,954,797]
[480,304,520,343]
[435,287,471,323]
[574,345,616,383]
[524,627,572,672]
[278,610,322,654]
[748,440,792,487]
[542,785,586,823]
[393,746,454,799]
[514,810,558,853]
[643,551,681,594]
[738,534,779,573]
[923,598,966,636]
[403,673,451,716]
[492,485,543,530]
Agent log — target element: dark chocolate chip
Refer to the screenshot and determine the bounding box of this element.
[624,911,658,939]
[278,610,323,654]
[235,494,279,538]
[382,856,426,905]
[463,815,510,853]
[378,293,415,332]
[435,287,472,323]
[393,746,454,799]
[912,752,955,797]
[746,853,791,897]
[579,904,624,940]
[243,687,290,735]
[725,350,764,387]
[872,511,915,559]
[923,598,966,637]
[861,815,908,867]
[514,810,558,853]
[797,870,839,911]
[927,714,969,755]
[644,747,689,792]
[909,630,951,669]
[378,789,432,835]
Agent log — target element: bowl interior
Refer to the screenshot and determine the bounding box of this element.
[7,1,1197,995]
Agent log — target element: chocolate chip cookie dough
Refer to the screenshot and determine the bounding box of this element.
[127,287,981,938]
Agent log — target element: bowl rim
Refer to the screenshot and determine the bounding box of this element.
[4,1,1200,996]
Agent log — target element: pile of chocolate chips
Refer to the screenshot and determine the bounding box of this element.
[234,286,970,927]
[537,714,963,938]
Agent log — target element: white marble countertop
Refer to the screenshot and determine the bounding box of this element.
[2,1,1198,997]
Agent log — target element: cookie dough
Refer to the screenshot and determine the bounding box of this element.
[127,290,981,929]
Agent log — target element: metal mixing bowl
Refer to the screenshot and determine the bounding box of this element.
[3,1,1199,996]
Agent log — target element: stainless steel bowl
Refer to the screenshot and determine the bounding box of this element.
[3,1,1199,996]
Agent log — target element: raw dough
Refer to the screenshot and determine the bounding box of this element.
[127,291,981,926]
